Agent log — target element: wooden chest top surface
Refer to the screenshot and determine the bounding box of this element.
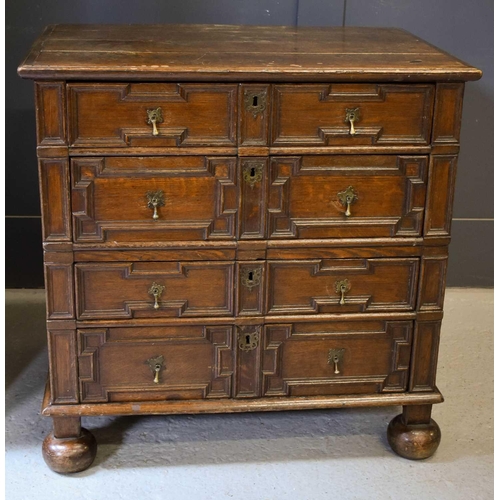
[18,24,481,82]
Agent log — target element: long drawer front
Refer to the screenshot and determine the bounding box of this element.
[75,258,418,319]
[76,320,413,403]
[70,154,428,243]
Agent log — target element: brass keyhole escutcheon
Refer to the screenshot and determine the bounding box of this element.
[244,91,267,118]
[148,282,165,309]
[335,279,351,305]
[146,107,163,135]
[327,348,345,375]
[240,268,262,290]
[345,107,360,135]
[146,355,165,384]
[238,330,259,351]
[243,162,264,187]
[146,190,165,220]
[337,186,357,217]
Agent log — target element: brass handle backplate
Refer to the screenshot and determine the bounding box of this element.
[146,190,165,220]
[244,91,267,118]
[242,162,264,187]
[146,107,163,135]
[337,186,357,217]
[335,279,351,305]
[238,330,259,351]
[345,107,360,135]
[240,268,262,290]
[327,348,345,375]
[146,355,165,384]
[148,282,165,310]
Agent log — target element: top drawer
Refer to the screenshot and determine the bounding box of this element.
[271,84,434,147]
[68,83,237,148]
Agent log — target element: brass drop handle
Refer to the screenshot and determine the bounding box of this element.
[148,282,165,310]
[146,355,165,384]
[153,364,161,383]
[345,107,360,135]
[146,190,165,220]
[146,107,163,136]
[335,279,351,305]
[328,348,345,375]
[337,186,357,217]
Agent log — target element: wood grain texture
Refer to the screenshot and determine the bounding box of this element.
[41,379,444,417]
[72,311,418,330]
[432,83,464,145]
[77,326,233,403]
[236,262,266,316]
[75,261,234,319]
[267,258,419,314]
[239,84,271,146]
[268,155,427,239]
[239,157,267,239]
[38,158,71,241]
[234,325,263,398]
[18,25,482,82]
[417,248,448,312]
[272,84,435,146]
[68,83,237,148]
[35,81,66,146]
[71,156,238,242]
[47,329,79,404]
[42,426,97,473]
[424,155,458,237]
[262,320,412,397]
[44,259,74,319]
[263,321,413,396]
[409,320,441,392]
[19,24,480,465]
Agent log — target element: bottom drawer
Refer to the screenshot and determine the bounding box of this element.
[262,320,413,397]
[76,319,413,403]
[77,325,234,403]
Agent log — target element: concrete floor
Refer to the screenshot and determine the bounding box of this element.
[5,289,493,500]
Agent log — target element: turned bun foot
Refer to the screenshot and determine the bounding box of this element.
[387,414,441,460]
[42,428,97,473]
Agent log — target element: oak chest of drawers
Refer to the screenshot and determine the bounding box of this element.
[18,24,481,473]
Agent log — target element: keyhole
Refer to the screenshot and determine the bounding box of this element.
[248,271,253,281]
[253,95,258,107]
[250,167,255,178]
[246,334,251,345]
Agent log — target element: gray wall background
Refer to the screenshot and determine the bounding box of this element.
[6,0,493,288]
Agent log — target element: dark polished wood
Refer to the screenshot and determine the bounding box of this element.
[42,417,97,474]
[268,155,427,238]
[77,326,233,402]
[68,83,237,148]
[19,24,480,472]
[387,405,441,460]
[41,381,444,417]
[272,84,434,146]
[18,25,482,82]
[75,261,235,319]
